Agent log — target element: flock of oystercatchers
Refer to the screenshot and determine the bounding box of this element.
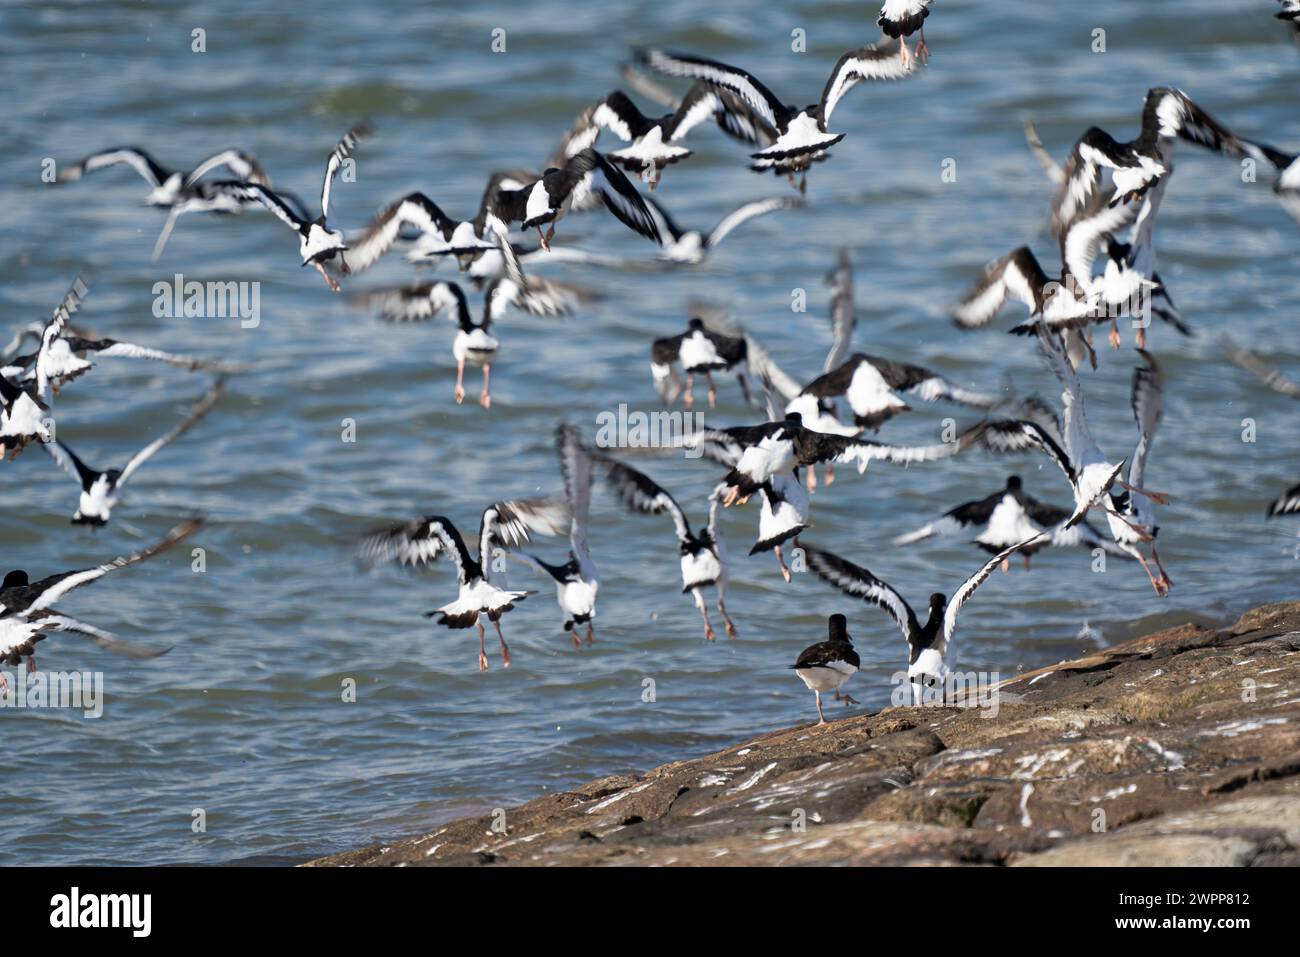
[3,1,1297,725]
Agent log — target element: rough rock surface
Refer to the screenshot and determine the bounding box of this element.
[306,601,1300,866]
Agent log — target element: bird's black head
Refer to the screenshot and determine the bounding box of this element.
[784,411,803,426]
[1006,475,1022,491]
[929,593,946,611]
[2,570,28,588]
[687,316,705,331]
[828,613,851,644]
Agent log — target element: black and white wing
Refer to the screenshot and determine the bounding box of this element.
[1023,121,1065,184]
[802,544,919,644]
[1268,482,1300,517]
[635,49,787,130]
[663,81,739,143]
[818,41,916,125]
[953,247,1050,328]
[320,122,373,222]
[34,276,89,402]
[1128,348,1163,491]
[183,149,270,188]
[343,192,458,274]
[823,247,856,373]
[568,150,661,243]
[479,497,570,566]
[487,224,599,320]
[556,424,594,567]
[43,440,99,491]
[117,379,225,487]
[33,612,172,659]
[81,338,237,374]
[1050,128,1150,235]
[972,419,1076,485]
[358,281,471,325]
[594,454,691,543]
[357,515,474,583]
[941,535,1048,648]
[2,518,202,618]
[854,354,999,410]
[1221,336,1300,400]
[705,196,803,252]
[794,428,963,471]
[57,147,168,186]
[1139,88,1258,159]
[228,182,310,231]
[891,489,1006,546]
[650,331,687,401]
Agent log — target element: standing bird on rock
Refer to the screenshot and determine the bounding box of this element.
[790,614,860,725]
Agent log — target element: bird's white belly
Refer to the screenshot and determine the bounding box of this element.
[785,394,858,436]
[736,438,790,485]
[977,497,1039,548]
[762,112,842,154]
[795,663,856,692]
[453,328,499,364]
[681,548,722,590]
[524,183,555,227]
[0,617,44,657]
[559,577,598,619]
[678,331,723,371]
[1,394,49,438]
[300,223,345,263]
[77,478,116,523]
[847,363,907,419]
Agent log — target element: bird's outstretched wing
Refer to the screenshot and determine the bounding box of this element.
[320,122,373,221]
[357,515,474,583]
[594,453,691,543]
[3,518,203,618]
[35,612,173,659]
[818,41,916,124]
[118,379,225,487]
[941,534,1048,648]
[802,544,919,645]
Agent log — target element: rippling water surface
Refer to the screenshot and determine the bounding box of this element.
[1,0,1297,864]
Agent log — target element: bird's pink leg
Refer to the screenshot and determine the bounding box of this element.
[1151,543,1173,595]
[455,359,466,405]
[774,545,792,584]
[1118,480,1171,506]
[683,373,695,409]
[314,261,341,293]
[480,364,492,409]
[1108,317,1122,350]
[536,225,550,252]
[705,371,717,409]
[718,596,737,639]
[1135,326,1148,350]
[586,623,595,645]
[915,27,929,64]
[806,464,818,492]
[815,690,826,725]
[478,621,489,672]
[696,591,716,641]
[494,618,511,668]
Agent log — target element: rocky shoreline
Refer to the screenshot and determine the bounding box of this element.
[307,601,1300,867]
